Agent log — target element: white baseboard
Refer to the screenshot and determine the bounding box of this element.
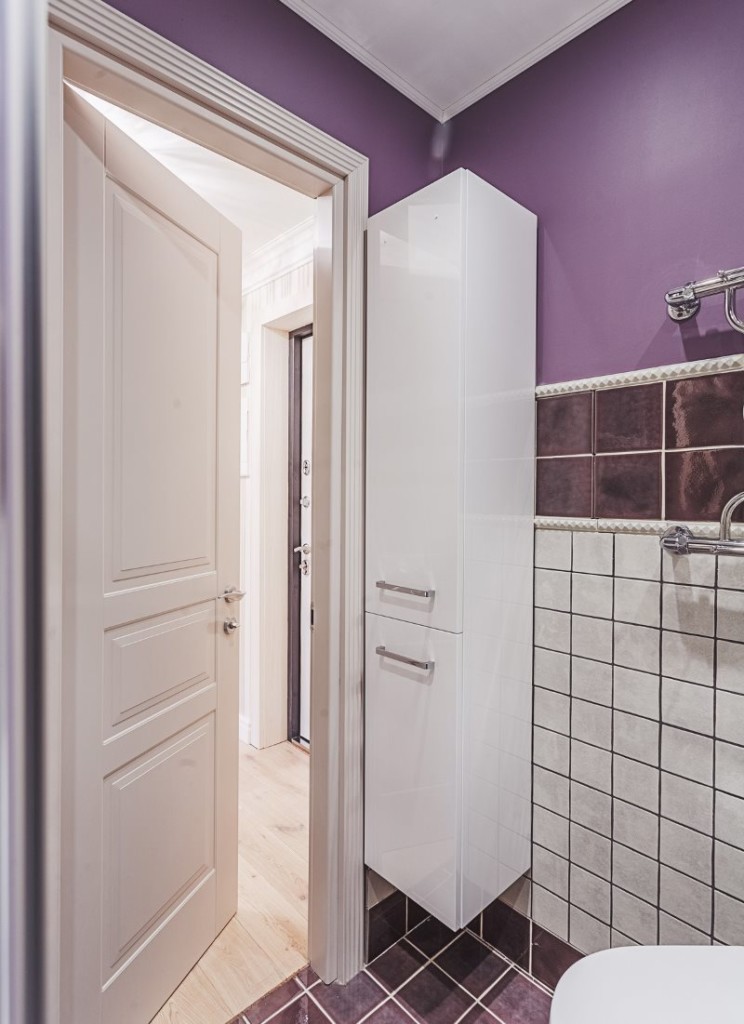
[239,714,251,745]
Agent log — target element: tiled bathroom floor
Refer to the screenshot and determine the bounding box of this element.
[230,918,552,1024]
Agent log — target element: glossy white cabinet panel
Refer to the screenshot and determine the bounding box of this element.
[366,173,465,633]
[364,613,462,929]
[365,168,536,929]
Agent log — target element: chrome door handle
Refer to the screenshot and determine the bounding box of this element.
[294,544,311,555]
[224,617,240,635]
[375,645,434,671]
[376,580,435,599]
[222,586,246,603]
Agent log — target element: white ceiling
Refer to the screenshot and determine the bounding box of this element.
[78,90,315,280]
[278,0,633,122]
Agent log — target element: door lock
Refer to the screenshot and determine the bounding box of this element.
[302,460,311,476]
[299,496,310,508]
[224,617,240,635]
[300,560,310,576]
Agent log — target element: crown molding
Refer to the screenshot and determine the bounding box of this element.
[278,0,632,124]
[442,0,633,121]
[275,0,445,121]
[536,353,744,397]
[244,216,314,292]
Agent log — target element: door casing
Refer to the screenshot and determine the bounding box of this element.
[43,4,367,1021]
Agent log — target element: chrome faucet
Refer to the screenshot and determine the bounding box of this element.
[661,490,744,557]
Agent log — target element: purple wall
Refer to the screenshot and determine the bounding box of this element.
[447,0,744,384]
[105,0,439,215]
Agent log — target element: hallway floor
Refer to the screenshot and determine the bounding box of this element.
[151,741,310,1024]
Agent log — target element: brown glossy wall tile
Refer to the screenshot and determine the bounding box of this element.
[536,393,593,457]
[595,383,662,453]
[666,371,744,449]
[536,457,593,518]
[594,453,661,520]
[665,449,744,522]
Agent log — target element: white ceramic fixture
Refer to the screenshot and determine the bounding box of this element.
[551,946,744,1023]
[364,168,537,930]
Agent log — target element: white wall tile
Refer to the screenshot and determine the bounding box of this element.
[614,622,659,674]
[535,529,572,571]
[534,647,570,694]
[662,583,715,637]
[571,656,612,706]
[614,666,660,720]
[572,532,613,576]
[717,588,744,644]
[662,550,716,587]
[662,677,713,735]
[572,573,613,619]
[614,578,660,628]
[659,865,711,934]
[716,640,744,695]
[615,533,661,581]
[661,725,713,785]
[661,631,714,686]
[534,608,571,653]
[573,615,612,663]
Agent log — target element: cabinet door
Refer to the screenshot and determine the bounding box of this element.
[366,173,464,633]
[364,613,462,930]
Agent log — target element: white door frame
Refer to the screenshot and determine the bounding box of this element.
[43,3,367,1020]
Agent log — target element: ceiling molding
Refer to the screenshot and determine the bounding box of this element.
[442,0,633,120]
[277,0,446,120]
[279,0,633,123]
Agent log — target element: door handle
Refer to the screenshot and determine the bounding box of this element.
[224,617,240,635]
[222,586,246,603]
[375,645,434,671]
[294,544,311,555]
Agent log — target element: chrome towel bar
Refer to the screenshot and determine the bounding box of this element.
[375,645,434,671]
[660,492,744,557]
[376,580,435,599]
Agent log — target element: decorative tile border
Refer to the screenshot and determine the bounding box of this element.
[536,354,744,397]
[534,517,744,538]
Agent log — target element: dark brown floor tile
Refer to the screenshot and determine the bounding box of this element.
[367,941,427,993]
[466,914,482,938]
[368,892,407,961]
[458,1007,499,1024]
[482,899,531,968]
[665,449,744,522]
[259,994,328,1024]
[244,978,304,1023]
[396,964,475,1024]
[297,966,321,989]
[531,927,582,991]
[434,932,510,998]
[406,899,429,932]
[594,452,661,519]
[365,1001,417,1024]
[481,970,551,1024]
[666,371,744,449]
[595,383,662,453]
[407,918,459,958]
[536,392,593,457]
[536,457,593,518]
[312,972,387,1024]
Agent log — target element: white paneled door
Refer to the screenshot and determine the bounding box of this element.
[61,87,242,1024]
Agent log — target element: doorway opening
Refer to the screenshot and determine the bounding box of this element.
[46,14,367,1024]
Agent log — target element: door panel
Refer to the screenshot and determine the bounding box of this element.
[365,180,464,634]
[107,183,217,583]
[103,718,215,975]
[105,603,215,732]
[364,613,461,930]
[62,86,241,1024]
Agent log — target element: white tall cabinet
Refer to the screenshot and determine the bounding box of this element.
[365,168,537,931]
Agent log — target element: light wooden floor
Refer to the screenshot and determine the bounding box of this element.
[151,741,309,1024]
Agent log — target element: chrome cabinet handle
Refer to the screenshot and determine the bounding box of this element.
[375,645,434,671]
[376,580,435,599]
[222,586,246,603]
